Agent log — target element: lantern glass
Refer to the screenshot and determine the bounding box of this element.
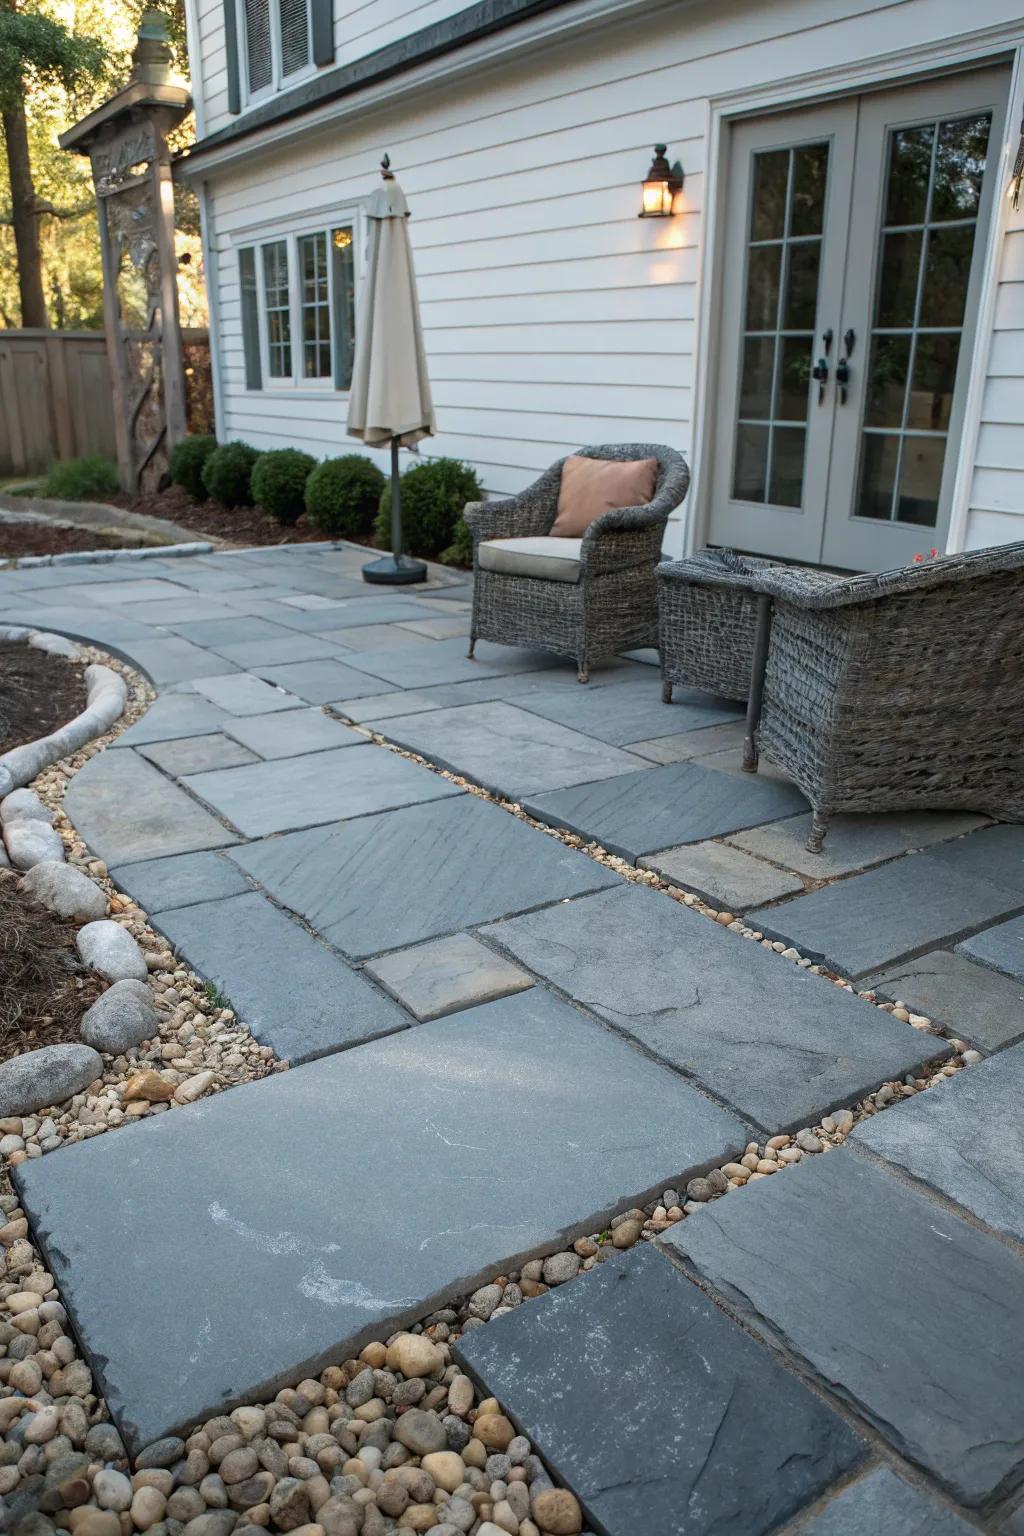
[642,177,671,216]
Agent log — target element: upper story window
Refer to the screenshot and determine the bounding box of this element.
[242,0,312,98]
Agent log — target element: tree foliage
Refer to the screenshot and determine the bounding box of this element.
[0,8,106,113]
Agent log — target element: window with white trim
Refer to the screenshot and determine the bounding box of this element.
[241,0,312,99]
[237,219,357,392]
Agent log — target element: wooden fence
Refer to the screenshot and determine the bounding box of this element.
[0,328,211,478]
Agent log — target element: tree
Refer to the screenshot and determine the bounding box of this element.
[0,0,106,326]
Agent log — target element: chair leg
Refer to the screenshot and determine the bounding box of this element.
[662,679,673,704]
[467,637,476,659]
[805,810,830,854]
[577,667,590,684]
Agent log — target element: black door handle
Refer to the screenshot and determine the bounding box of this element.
[811,357,829,404]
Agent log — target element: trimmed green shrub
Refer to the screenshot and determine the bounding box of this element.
[169,435,217,501]
[440,515,473,568]
[374,458,483,559]
[201,441,259,508]
[305,454,386,538]
[252,448,316,526]
[43,455,118,502]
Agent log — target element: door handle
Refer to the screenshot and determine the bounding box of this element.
[811,357,829,404]
[836,354,851,405]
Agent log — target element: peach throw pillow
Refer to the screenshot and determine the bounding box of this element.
[549,455,658,538]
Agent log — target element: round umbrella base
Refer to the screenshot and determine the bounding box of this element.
[361,555,428,586]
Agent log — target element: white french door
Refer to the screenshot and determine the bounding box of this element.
[708,65,1010,570]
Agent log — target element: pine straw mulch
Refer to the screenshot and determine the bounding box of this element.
[0,641,87,754]
[0,871,102,1062]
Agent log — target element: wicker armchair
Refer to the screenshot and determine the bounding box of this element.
[658,543,1024,851]
[463,444,689,682]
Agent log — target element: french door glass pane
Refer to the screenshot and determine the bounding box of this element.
[732,141,829,505]
[261,240,291,378]
[299,232,331,379]
[854,110,992,528]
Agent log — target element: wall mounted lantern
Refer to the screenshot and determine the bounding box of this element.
[639,144,683,217]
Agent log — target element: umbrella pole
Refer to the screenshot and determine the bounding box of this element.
[361,436,427,585]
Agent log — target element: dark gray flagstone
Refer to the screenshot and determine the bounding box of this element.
[455,1244,866,1536]
[798,1467,978,1536]
[111,850,251,915]
[108,693,228,748]
[220,708,364,759]
[957,914,1024,984]
[750,850,1024,978]
[335,637,564,689]
[254,658,405,704]
[184,744,461,838]
[14,991,745,1452]
[670,1151,1024,1508]
[511,676,741,746]
[137,734,259,776]
[523,760,808,859]
[853,1044,1024,1243]
[481,884,946,1131]
[65,749,238,867]
[862,949,1024,1053]
[925,823,1024,895]
[155,890,407,1063]
[229,793,621,960]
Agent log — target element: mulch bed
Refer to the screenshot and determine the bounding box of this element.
[0,640,87,753]
[0,523,134,560]
[0,872,102,1060]
[109,486,336,547]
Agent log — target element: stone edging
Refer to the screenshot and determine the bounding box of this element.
[7,542,214,571]
[0,630,128,800]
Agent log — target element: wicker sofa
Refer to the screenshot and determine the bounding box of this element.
[657,543,1024,851]
[463,444,689,682]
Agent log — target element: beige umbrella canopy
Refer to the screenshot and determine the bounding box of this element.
[348,156,436,584]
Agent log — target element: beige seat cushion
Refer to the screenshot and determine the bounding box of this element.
[549,454,658,537]
[478,536,583,584]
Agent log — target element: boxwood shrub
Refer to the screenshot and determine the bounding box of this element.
[252,448,316,525]
[169,435,217,501]
[305,454,386,538]
[374,457,482,559]
[201,441,259,508]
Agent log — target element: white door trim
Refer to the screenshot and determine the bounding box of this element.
[688,25,1024,558]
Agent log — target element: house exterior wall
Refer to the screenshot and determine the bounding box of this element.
[189,0,1024,558]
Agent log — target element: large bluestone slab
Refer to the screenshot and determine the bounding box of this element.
[220,708,364,759]
[113,850,251,915]
[957,913,1024,984]
[138,734,259,776]
[482,884,942,1130]
[799,1467,978,1536]
[108,693,228,748]
[15,991,745,1452]
[670,1151,1024,1508]
[156,890,406,1064]
[728,811,989,879]
[456,1244,866,1536]
[863,949,1024,1053]
[65,748,238,867]
[511,676,741,747]
[853,1045,1024,1244]
[749,850,1024,978]
[185,744,461,838]
[378,701,648,797]
[230,794,621,959]
[255,658,404,704]
[925,823,1024,895]
[336,637,564,689]
[523,761,808,859]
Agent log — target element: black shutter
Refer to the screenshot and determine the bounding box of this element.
[239,247,263,390]
[223,0,241,113]
[311,0,334,66]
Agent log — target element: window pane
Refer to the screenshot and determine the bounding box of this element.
[733,424,769,502]
[262,240,291,378]
[791,143,829,236]
[245,0,272,92]
[775,336,812,422]
[330,226,356,390]
[745,245,781,330]
[279,0,310,75]
[885,125,934,225]
[907,333,960,432]
[750,151,789,241]
[857,434,899,521]
[769,427,806,507]
[876,231,922,327]
[864,334,910,428]
[298,231,330,379]
[931,114,991,221]
[739,336,775,419]
[782,240,820,329]
[920,224,975,327]
[896,435,945,526]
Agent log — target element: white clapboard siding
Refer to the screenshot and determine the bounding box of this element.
[200,0,1024,543]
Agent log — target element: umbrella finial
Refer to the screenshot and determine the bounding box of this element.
[380,153,393,180]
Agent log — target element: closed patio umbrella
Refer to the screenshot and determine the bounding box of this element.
[348,155,436,584]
